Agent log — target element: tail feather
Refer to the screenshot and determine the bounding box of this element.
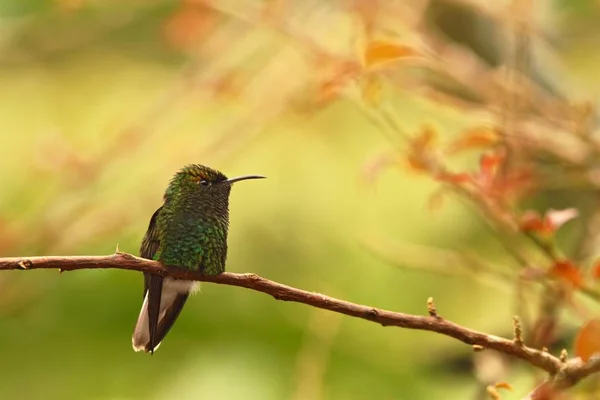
[132,290,152,352]
[147,274,163,353]
[132,277,197,353]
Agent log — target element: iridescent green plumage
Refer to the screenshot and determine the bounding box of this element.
[155,164,231,274]
[132,164,265,354]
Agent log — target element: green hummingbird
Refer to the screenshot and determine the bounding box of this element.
[132,164,265,353]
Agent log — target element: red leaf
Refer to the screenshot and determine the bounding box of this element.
[549,260,583,288]
[480,153,504,177]
[435,172,472,184]
[470,152,505,193]
[520,211,547,234]
[575,318,600,362]
[528,381,563,400]
[520,209,578,236]
[491,169,534,202]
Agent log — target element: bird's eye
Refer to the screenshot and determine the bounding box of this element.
[199,180,210,186]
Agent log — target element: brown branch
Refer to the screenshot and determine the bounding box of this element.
[526,358,600,399]
[0,253,558,367]
[2,252,598,390]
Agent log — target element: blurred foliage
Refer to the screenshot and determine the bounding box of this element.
[2,0,600,399]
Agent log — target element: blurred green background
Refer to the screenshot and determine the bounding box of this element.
[1,1,600,399]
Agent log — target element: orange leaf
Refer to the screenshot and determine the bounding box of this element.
[361,75,382,107]
[575,319,600,361]
[494,382,513,391]
[317,80,344,104]
[549,260,584,288]
[405,155,430,173]
[413,125,437,151]
[404,126,438,174]
[316,62,360,105]
[364,41,420,68]
[445,126,499,155]
[163,4,216,50]
[435,172,472,184]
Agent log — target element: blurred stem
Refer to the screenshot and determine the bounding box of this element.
[292,309,342,400]
[524,232,561,261]
[361,237,516,293]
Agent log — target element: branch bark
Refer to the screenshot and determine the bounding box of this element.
[1,252,598,391]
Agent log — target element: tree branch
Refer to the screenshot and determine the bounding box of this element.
[1,252,597,390]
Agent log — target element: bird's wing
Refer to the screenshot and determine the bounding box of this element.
[137,205,164,353]
[140,206,163,297]
[140,205,162,259]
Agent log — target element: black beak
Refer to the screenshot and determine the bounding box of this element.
[224,175,266,184]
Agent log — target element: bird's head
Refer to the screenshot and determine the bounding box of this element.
[164,164,265,205]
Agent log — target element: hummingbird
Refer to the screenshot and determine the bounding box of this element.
[132,164,265,354]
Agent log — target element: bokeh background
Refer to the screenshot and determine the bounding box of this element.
[2,1,600,399]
